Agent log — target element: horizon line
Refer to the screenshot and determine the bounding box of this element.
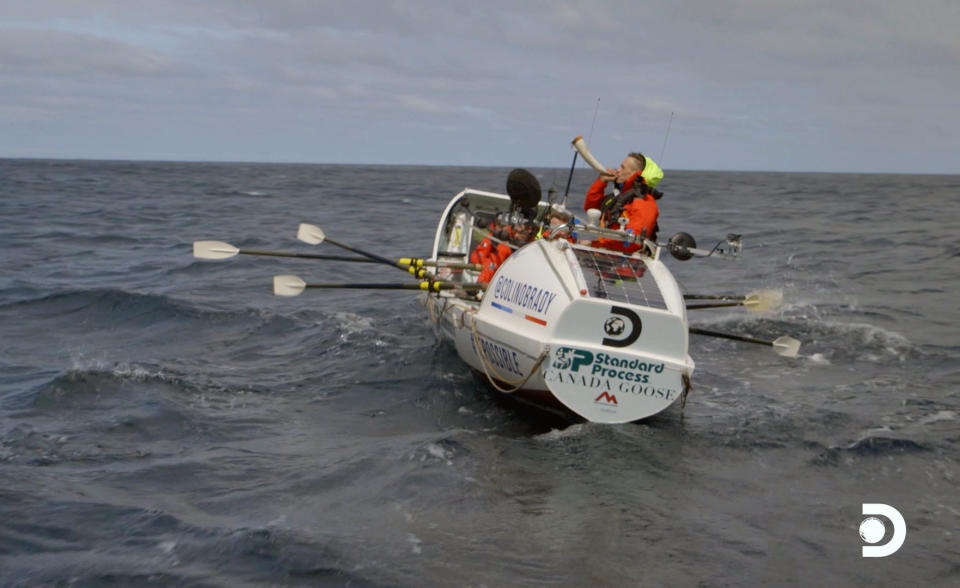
[0,155,955,176]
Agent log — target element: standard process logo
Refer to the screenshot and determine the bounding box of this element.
[860,504,906,557]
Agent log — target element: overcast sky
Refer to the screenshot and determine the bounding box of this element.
[1,1,957,172]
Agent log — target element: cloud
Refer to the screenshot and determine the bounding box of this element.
[0,28,176,76]
[0,0,957,171]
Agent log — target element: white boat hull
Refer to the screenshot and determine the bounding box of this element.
[424,188,694,424]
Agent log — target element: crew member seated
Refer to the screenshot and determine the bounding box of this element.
[540,203,575,242]
[470,212,537,284]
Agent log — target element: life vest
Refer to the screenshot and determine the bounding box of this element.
[591,196,659,253]
[598,178,661,232]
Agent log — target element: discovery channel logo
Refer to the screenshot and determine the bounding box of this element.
[860,504,906,557]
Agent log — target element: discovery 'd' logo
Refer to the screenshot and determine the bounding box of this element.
[601,306,641,347]
[860,504,906,557]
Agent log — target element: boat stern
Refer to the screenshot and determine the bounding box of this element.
[543,298,692,424]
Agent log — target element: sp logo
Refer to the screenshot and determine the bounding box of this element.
[553,347,594,372]
[602,306,641,348]
[860,504,906,557]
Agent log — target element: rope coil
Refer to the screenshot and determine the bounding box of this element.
[469,317,549,394]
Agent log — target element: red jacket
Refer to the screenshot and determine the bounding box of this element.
[584,173,658,253]
[469,237,512,284]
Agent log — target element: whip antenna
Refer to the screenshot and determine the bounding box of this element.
[659,111,674,164]
[587,97,601,145]
[564,98,602,207]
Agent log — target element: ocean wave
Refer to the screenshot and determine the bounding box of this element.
[0,287,253,324]
[0,500,377,587]
[0,364,284,466]
[810,435,932,466]
[794,320,915,363]
[693,310,918,363]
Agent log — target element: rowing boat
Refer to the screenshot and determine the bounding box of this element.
[192,140,800,425]
[422,186,699,424]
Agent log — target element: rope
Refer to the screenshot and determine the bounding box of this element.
[426,291,463,325]
[680,373,692,412]
[469,317,549,394]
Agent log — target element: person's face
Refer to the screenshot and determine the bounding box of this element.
[614,156,642,184]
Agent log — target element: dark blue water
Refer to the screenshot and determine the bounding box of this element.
[1,159,958,586]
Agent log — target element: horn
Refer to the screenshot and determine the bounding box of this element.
[571,136,608,173]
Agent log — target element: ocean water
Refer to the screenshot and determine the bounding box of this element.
[1,159,958,586]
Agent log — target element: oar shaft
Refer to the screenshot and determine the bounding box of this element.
[323,236,438,280]
[689,327,773,346]
[239,249,376,262]
[324,236,400,267]
[238,249,474,269]
[686,302,744,310]
[304,282,484,291]
[684,294,746,301]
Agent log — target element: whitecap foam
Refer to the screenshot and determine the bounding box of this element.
[332,311,375,335]
[535,423,587,441]
[919,410,956,425]
[807,353,831,365]
[407,533,422,555]
[425,442,453,465]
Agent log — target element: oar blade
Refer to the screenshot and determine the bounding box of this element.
[772,336,801,358]
[743,289,783,312]
[273,274,307,297]
[193,240,240,259]
[297,223,326,245]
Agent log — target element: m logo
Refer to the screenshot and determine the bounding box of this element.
[553,347,594,372]
[602,306,641,348]
[594,392,618,405]
[861,504,906,557]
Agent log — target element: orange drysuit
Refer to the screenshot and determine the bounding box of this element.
[469,237,512,284]
[584,172,658,253]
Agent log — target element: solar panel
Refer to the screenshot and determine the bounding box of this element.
[572,248,667,309]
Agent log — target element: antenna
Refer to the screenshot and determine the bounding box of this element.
[587,98,601,145]
[563,98,601,207]
[659,111,674,164]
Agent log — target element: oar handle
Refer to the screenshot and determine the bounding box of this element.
[398,258,482,271]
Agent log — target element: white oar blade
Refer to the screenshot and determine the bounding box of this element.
[743,289,783,312]
[193,240,240,259]
[273,274,307,297]
[297,223,326,245]
[772,336,801,358]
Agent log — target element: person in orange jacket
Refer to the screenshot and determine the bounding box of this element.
[469,213,536,284]
[584,151,664,253]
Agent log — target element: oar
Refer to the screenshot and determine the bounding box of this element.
[193,240,376,263]
[398,257,481,270]
[193,241,480,270]
[297,223,437,280]
[689,327,801,358]
[684,290,782,312]
[273,275,485,297]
